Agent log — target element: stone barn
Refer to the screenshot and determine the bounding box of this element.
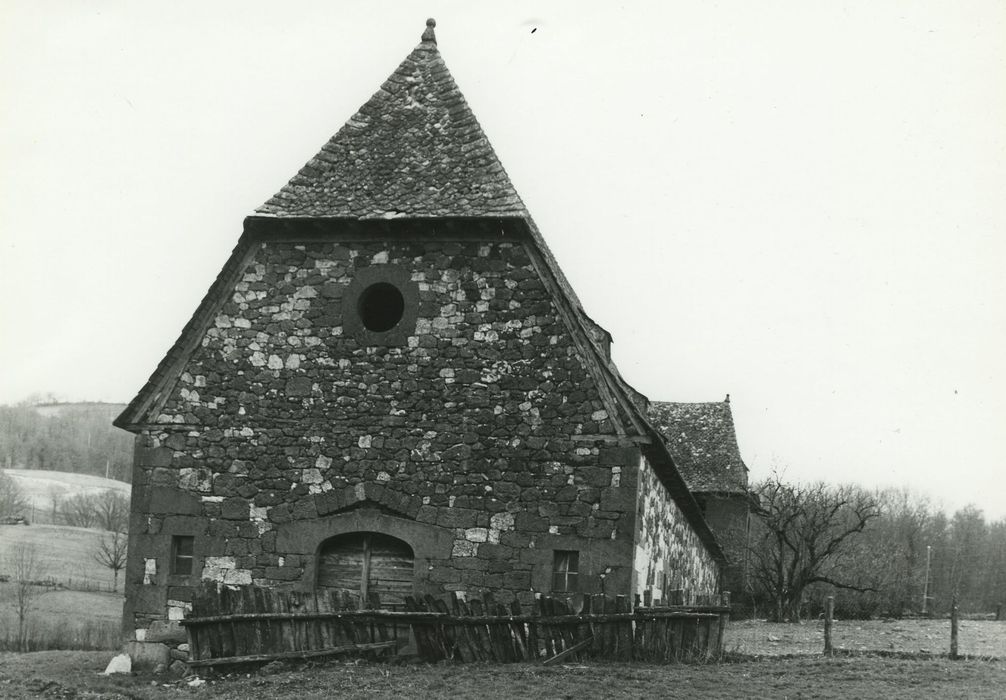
[115,20,744,643]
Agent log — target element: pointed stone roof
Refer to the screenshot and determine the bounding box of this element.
[257,19,527,219]
[647,400,749,495]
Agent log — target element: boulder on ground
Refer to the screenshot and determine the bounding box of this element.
[103,653,132,675]
[124,641,170,670]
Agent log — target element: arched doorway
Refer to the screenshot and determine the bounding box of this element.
[316,532,414,607]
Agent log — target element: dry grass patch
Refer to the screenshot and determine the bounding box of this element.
[0,653,1004,699]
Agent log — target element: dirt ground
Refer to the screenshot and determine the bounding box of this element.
[0,618,1003,698]
[1,650,1004,699]
[727,618,1006,658]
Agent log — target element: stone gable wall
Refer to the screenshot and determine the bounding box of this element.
[632,457,720,602]
[124,238,644,637]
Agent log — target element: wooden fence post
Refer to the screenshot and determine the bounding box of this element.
[950,597,959,660]
[823,596,834,656]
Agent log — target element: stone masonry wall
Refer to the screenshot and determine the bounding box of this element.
[124,238,646,638]
[633,456,720,603]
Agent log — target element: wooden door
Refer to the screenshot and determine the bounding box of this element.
[317,532,414,606]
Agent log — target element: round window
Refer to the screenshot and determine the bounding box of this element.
[357,282,405,332]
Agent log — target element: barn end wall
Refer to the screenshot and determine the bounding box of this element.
[122,238,641,640]
[697,493,749,595]
[632,456,721,602]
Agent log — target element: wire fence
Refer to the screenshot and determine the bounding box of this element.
[725,602,1006,658]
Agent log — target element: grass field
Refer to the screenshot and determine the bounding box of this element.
[728,618,1006,658]
[0,585,123,652]
[0,652,1003,699]
[0,518,124,651]
[0,523,119,588]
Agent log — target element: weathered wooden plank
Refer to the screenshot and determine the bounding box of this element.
[457,598,481,662]
[508,599,529,661]
[481,593,507,662]
[450,593,476,662]
[178,608,719,627]
[542,636,594,666]
[430,596,456,660]
[524,599,540,661]
[468,598,492,661]
[403,596,429,659]
[186,640,398,669]
[180,610,452,626]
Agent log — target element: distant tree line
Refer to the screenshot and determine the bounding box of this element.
[735,475,1006,620]
[0,398,132,483]
[54,489,130,532]
[1,469,129,532]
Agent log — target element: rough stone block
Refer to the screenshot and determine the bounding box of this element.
[220,498,249,520]
[144,621,186,644]
[437,508,478,528]
[124,641,170,670]
[149,487,201,516]
[141,447,174,468]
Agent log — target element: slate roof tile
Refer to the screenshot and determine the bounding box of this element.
[647,400,749,495]
[257,23,527,220]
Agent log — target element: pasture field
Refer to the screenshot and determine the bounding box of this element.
[0,651,1003,699]
[0,523,116,588]
[0,586,122,651]
[728,618,1006,658]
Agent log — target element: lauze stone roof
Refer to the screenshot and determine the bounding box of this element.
[648,400,749,495]
[257,19,526,220]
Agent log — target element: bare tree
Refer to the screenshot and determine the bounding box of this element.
[60,492,99,528]
[0,469,28,520]
[47,485,63,525]
[92,530,128,592]
[93,489,129,532]
[5,542,47,651]
[747,474,881,622]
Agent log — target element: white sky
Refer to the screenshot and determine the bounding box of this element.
[2,2,1004,519]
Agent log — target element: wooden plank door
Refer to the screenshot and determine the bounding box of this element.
[317,532,413,607]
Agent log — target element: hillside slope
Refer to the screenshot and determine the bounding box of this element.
[5,469,130,523]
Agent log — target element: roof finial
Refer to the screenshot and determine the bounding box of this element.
[422,18,437,44]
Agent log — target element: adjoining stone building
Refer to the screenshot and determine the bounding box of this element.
[648,399,752,593]
[115,20,747,643]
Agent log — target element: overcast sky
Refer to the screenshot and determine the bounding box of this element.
[2,2,1004,519]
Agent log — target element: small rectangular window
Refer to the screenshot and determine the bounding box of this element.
[552,550,579,592]
[171,535,194,575]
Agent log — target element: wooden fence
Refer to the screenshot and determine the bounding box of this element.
[179,585,730,670]
[405,591,729,664]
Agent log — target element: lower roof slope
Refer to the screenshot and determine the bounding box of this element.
[648,400,749,495]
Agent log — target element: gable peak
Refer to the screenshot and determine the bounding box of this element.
[255,18,528,220]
